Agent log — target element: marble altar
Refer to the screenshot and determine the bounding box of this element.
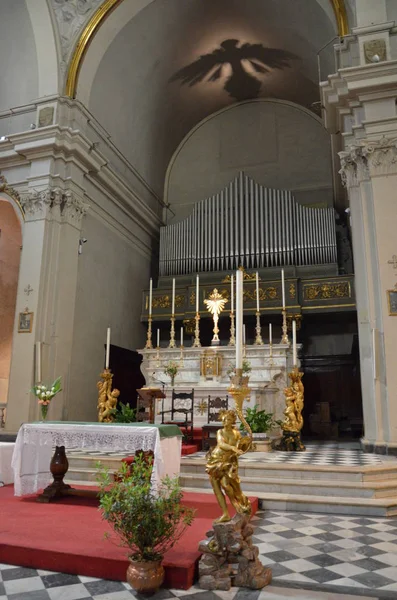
[139,344,299,427]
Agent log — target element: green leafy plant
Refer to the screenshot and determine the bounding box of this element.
[164,361,179,379]
[241,404,277,434]
[227,360,252,377]
[111,402,137,423]
[96,455,195,562]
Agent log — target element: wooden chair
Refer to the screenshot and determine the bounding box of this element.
[160,389,194,442]
[202,395,229,451]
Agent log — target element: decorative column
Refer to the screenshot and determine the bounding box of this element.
[5,187,89,431]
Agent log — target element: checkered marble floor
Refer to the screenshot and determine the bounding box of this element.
[2,509,397,599]
[182,443,397,467]
[67,442,396,467]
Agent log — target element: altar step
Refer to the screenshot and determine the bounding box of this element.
[179,458,397,517]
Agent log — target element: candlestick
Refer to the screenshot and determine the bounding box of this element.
[236,269,243,369]
[196,275,199,313]
[280,308,289,345]
[149,278,153,316]
[169,314,176,348]
[35,341,42,383]
[292,320,297,366]
[254,311,264,345]
[105,327,111,369]
[145,315,153,349]
[171,278,175,315]
[256,272,260,312]
[157,328,160,348]
[192,312,201,347]
[228,310,236,346]
[231,274,234,312]
[281,269,286,310]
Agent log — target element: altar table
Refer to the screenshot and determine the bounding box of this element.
[12,422,182,498]
[0,442,15,485]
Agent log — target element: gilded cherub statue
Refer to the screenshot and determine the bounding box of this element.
[206,409,252,523]
[204,288,228,345]
[273,368,305,451]
[97,370,120,422]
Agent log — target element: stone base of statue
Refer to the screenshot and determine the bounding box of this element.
[198,513,272,591]
[272,430,306,452]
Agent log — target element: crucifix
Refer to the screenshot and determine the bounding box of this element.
[24,284,34,296]
[387,255,397,269]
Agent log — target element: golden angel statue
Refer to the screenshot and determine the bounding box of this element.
[97,370,120,423]
[204,288,228,346]
[206,409,252,523]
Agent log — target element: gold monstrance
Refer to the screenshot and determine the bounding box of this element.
[204,288,227,346]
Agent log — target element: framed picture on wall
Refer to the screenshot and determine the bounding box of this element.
[18,311,33,333]
[387,290,397,316]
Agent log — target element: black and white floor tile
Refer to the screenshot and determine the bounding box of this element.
[2,509,397,600]
[182,443,395,467]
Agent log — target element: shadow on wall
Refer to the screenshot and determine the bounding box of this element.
[169,39,297,101]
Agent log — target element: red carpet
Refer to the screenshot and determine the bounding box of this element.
[0,485,258,589]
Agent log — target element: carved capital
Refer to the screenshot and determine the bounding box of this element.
[361,136,397,176]
[338,146,369,188]
[20,187,89,226]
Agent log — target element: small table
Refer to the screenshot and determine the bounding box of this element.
[137,388,165,423]
[202,423,223,451]
[12,422,182,502]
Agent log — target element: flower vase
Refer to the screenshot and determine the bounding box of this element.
[41,405,49,421]
[171,376,175,387]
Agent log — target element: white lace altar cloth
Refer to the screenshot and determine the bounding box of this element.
[12,423,180,496]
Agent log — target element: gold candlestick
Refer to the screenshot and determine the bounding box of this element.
[254,311,264,345]
[145,315,153,349]
[273,366,305,452]
[192,312,201,347]
[180,344,184,365]
[156,345,160,366]
[97,368,120,423]
[280,308,290,345]
[269,341,273,366]
[169,314,176,348]
[228,310,236,346]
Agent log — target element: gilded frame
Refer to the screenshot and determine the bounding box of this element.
[387,290,397,316]
[18,311,33,333]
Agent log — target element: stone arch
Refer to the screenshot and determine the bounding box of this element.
[0,196,23,414]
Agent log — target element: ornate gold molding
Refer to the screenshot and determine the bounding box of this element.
[152,293,184,309]
[304,281,351,301]
[65,0,348,98]
[65,0,123,97]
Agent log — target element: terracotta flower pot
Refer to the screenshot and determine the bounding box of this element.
[127,559,165,595]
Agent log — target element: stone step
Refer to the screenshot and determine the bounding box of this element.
[179,472,397,499]
[180,458,397,483]
[181,486,397,518]
[65,467,116,484]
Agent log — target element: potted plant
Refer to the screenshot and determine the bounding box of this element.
[226,359,252,378]
[111,402,137,423]
[241,404,277,452]
[164,361,179,386]
[97,455,195,595]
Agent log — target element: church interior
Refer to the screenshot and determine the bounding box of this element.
[2,1,397,599]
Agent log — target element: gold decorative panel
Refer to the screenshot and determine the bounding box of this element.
[304,281,351,301]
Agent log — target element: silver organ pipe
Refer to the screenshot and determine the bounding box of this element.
[159,172,338,276]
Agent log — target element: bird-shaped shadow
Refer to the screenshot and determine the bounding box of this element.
[170,39,297,101]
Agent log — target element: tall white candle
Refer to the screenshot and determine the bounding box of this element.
[35,341,42,383]
[243,324,246,346]
[231,274,234,312]
[196,275,199,313]
[149,278,153,316]
[235,269,243,369]
[281,269,286,309]
[256,272,260,312]
[105,327,111,369]
[157,328,160,348]
[269,323,272,345]
[292,320,297,366]
[181,327,184,347]
[171,278,175,314]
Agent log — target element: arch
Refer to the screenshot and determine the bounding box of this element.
[25,0,59,97]
[0,197,23,413]
[65,0,349,99]
[163,97,332,208]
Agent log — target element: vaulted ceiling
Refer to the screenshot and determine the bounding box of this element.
[75,0,351,196]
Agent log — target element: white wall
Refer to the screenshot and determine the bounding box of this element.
[67,211,151,421]
[0,0,39,112]
[165,100,333,221]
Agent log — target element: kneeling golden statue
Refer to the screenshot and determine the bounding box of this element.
[206,409,251,523]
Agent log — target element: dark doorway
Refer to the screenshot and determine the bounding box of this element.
[105,344,146,409]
